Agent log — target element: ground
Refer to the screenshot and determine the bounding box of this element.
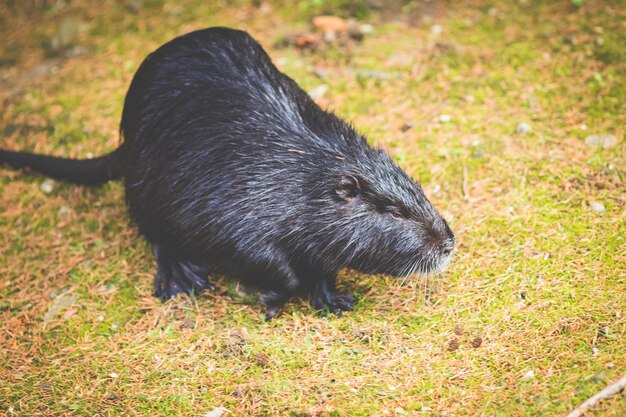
[0,0,624,416]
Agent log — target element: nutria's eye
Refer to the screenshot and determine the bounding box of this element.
[335,175,360,201]
[386,207,403,219]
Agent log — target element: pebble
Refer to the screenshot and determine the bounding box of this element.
[356,70,394,80]
[439,114,451,123]
[204,408,229,417]
[589,202,605,213]
[462,94,475,102]
[515,122,532,134]
[308,84,329,100]
[592,347,599,356]
[522,370,535,380]
[40,178,56,194]
[58,206,70,218]
[97,283,117,294]
[43,293,78,322]
[44,18,86,56]
[584,133,618,149]
[431,24,442,34]
[360,23,374,34]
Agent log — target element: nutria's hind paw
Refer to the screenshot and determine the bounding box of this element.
[153,245,216,301]
[310,291,357,317]
[154,263,216,301]
[259,290,292,321]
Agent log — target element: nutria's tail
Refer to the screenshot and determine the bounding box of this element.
[0,146,124,185]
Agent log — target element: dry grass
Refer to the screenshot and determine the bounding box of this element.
[1,0,625,416]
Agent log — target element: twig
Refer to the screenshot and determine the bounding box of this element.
[462,165,470,201]
[566,375,626,417]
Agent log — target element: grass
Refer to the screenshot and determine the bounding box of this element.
[1,0,625,416]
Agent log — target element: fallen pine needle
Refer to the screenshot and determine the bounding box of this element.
[566,374,626,417]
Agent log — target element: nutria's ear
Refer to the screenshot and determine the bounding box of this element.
[335,175,360,201]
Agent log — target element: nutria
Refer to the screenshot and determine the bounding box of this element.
[0,27,454,319]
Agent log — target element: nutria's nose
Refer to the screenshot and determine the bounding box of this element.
[441,238,455,256]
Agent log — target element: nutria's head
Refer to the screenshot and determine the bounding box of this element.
[314,146,455,278]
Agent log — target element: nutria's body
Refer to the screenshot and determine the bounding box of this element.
[0,27,454,318]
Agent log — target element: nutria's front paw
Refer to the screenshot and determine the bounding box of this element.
[310,291,357,317]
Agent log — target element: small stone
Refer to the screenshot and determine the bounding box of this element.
[98,315,104,322]
[592,347,599,356]
[522,370,535,380]
[462,94,475,102]
[127,0,143,13]
[589,202,605,213]
[471,139,481,147]
[40,178,56,194]
[109,372,118,378]
[111,323,118,330]
[86,152,94,159]
[585,134,618,149]
[607,363,614,369]
[356,70,394,81]
[43,293,78,322]
[44,18,87,57]
[58,206,70,218]
[313,67,328,79]
[359,24,374,34]
[308,84,329,100]
[204,407,229,417]
[439,114,451,123]
[431,24,442,34]
[515,122,532,134]
[97,283,117,294]
[201,386,208,394]
[395,407,407,415]
[163,3,184,16]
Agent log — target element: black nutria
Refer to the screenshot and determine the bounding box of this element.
[0,27,455,319]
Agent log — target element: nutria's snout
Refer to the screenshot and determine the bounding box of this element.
[422,216,455,273]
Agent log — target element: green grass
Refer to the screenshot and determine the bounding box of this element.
[1,0,625,416]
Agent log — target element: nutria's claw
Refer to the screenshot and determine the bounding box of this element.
[311,291,357,317]
[265,306,281,321]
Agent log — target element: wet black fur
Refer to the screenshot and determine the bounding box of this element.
[0,28,454,318]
